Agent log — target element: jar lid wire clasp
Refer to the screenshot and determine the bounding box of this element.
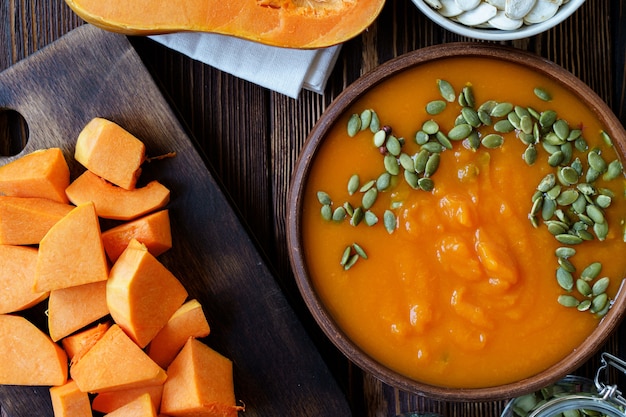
[595,352,626,408]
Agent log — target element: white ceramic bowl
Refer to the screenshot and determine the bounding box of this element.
[412,0,586,41]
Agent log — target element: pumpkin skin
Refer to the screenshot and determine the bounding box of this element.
[63,0,386,48]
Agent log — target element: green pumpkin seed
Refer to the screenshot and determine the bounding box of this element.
[361,188,378,210]
[386,135,402,156]
[555,234,583,245]
[435,131,453,150]
[494,119,515,133]
[588,151,607,174]
[478,100,498,114]
[399,153,415,172]
[577,229,595,241]
[530,195,543,216]
[457,91,467,107]
[507,112,521,130]
[596,194,612,209]
[448,123,473,141]
[570,157,583,176]
[527,106,541,120]
[539,110,557,128]
[558,257,576,273]
[383,210,396,234]
[467,131,481,150]
[343,202,354,217]
[548,151,564,167]
[576,182,596,196]
[360,109,372,131]
[519,132,535,146]
[404,170,419,189]
[321,204,332,221]
[603,159,623,181]
[364,210,378,226]
[556,247,576,258]
[553,119,570,140]
[520,115,533,134]
[352,242,368,259]
[347,174,360,195]
[376,172,392,191]
[537,173,556,192]
[481,133,504,149]
[462,86,475,107]
[332,206,347,222]
[542,197,557,221]
[534,87,552,101]
[514,105,531,119]
[426,100,447,115]
[545,184,561,200]
[578,299,592,311]
[567,129,582,141]
[384,154,400,175]
[576,279,592,297]
[477,109,492,126]
[347,114,361,137]
[524,145,538,165]
[414,149,429,174]
[581,262,602,281]
[490,102,514,118]
[317,191,332,205]
[586,204,605,224]
[556,267,574,291]
[373,129,387,147]
[343,253,359,270]
[437,79,456,102]
[415,130,430,145]
[369,111,381,133]
[350,207,364,226]
[593,221,609,241]
[556,189,579,206]
[425,153,440,177]
[591,293,608,313]
[559,166,580,185]
[560,142,573,165]
[360,179,376,192]
[558,294,579,308]
[546,221,568,235]
[574,137,588,152]
[340,246,351,266]
[544,132,565,146]
[418,177,435,191]
[461,107,480,128]
[600,130,613,147]
[586,167,601,183]
[592,277,610,296]
[421,141,445,153]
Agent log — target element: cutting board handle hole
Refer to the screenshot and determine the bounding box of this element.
[0,109,29,157]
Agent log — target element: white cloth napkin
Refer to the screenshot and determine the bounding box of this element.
[149,32,341,99]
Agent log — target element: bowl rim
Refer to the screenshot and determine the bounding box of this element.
[287,42,626,402]
[411,0,586,41]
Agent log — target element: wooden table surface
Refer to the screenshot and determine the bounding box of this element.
[1,1,625,416]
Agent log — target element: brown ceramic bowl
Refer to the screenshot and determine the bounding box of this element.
[287,43,626,402]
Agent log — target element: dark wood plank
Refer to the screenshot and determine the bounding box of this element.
[0,24,350,417]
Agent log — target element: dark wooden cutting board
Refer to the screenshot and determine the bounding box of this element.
[0,24,351,417]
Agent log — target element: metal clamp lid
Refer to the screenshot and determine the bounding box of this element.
[595,352,626,409]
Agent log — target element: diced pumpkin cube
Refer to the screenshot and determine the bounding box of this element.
[103,392,156,417]
[0,196,73,245]
[0,244,48,315]
[61,321,111,364]
[92,384,163,414]
[49,379,92,417]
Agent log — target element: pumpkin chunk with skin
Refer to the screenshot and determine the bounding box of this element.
[65,170,170,221]
[63,0,385,49]
[92,384,163,414]
[0,314,68,386]
[103,393,157,417]
[71,324,167,393]
[147,299,211,369]
[34,201,109,292]
[49,379,92,417]
[48,280,109,342]
[161,338,242,417]
[102,209,172,262]
[0,196,74,245]
[107,239,188,348]
[75,117,146,190]
[0,148,70,203]
[62,321,111,364]
[0,245,49,315]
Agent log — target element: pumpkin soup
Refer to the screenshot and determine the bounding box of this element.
[302,56,626,388]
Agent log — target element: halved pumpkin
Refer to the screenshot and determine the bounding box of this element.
[63,0,386,49]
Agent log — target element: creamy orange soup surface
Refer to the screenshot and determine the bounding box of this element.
[302,56,626,389]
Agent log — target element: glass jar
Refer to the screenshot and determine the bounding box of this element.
[502,352,626,417]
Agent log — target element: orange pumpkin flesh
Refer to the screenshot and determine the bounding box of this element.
[62,0,385,49]
[49,380,92,417]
